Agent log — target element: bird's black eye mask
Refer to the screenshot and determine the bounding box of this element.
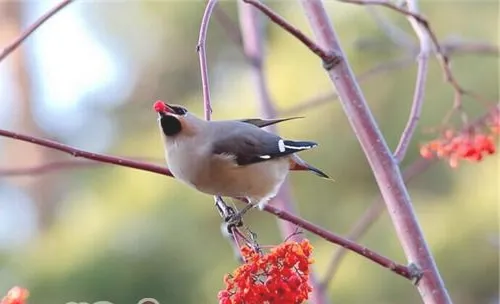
[169,105,188,116]
[160,114,182,136]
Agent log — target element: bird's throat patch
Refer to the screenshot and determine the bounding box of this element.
[160,115,182,136]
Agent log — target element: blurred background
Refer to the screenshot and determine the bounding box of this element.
[0,1,498,303]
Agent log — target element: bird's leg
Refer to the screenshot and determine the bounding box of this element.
[216,196,246,234]
[214,195,234,219]
[225,199,257,228]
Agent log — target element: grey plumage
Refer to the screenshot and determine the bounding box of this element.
[155,102,329,210]
[211,121,316,166]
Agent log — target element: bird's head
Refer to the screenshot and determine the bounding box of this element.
[153,100,190,137]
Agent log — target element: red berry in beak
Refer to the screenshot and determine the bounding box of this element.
[153,100,168,113]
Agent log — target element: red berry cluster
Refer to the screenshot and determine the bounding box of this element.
[218,239,314,304]
[420,128,497,168]
[1,287,29,304]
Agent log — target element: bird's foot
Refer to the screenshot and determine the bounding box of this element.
[223,203,255,233]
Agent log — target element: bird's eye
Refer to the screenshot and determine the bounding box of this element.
[171,106,187,115]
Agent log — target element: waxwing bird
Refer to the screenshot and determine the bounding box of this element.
[153,100,330,219]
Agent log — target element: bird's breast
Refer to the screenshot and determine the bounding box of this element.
[196,156,290,200]
[165,139,209,188]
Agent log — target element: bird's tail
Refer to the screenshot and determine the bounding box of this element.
[289,155,333,180]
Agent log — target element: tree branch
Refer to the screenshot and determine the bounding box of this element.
[0,0,74,62]
[393,0,431,162]
[440,38,499,56]
[197,0,218,120]
[0,129,173,176]
[0,126,414,280]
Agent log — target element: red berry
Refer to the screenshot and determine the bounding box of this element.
[153,100,167,113]
[420,145,434,159]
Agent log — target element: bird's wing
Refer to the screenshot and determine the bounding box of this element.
[238,117,304,128]
[211,129,318,166]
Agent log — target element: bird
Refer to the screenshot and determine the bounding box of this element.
[153,100,330,221]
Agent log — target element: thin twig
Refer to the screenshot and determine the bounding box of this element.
[356,36,499,58]
[197,0,218,120]
[0,126,414,280]
[393,0,431,162]
[0,0,74,62]
[440,38,499,56]
[338,0,429,25]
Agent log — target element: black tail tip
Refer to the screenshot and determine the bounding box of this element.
[307,165,332,180]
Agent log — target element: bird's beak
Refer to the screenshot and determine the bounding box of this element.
[162,103,175,115]
[153,100,175,117]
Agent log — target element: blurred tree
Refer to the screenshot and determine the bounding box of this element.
[0,1,63,231]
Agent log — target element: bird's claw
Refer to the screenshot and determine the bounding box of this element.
[224,211,244,234]
[224,202,255,232]
[214,196,254,234]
